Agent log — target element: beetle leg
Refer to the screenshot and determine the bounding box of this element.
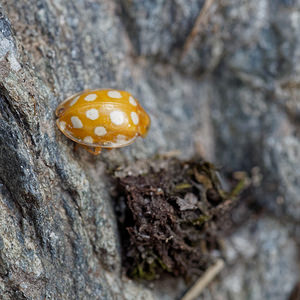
[85,146,102,155]
[74,143,80,152]
[79,145,102,155]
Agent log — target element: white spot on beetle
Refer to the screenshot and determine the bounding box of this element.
[131,112,139,125]
[94,126,107,136]
[114,135,136,146]
[59,121,66,130]
[86,108,99,120]
[116,134,127,142]
[70,96,80,106]
[84,94,97,101]
[71,116,83,128]
[83,136,93,144]
[110,110,125,125]
[129,96,137,106]
[108,90,122,99]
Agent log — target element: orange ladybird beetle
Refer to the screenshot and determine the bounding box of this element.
[56,89,151,155]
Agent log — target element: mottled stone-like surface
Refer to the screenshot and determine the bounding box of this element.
[0,0,299,299]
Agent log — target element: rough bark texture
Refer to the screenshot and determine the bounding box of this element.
[0,0,299,299]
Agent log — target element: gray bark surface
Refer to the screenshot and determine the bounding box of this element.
[0,0,299,299]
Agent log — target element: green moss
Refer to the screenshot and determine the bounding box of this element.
[191,215,211,226]
[131,255,171,280]
[174,183,193,191]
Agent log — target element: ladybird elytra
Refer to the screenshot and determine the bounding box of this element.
[56,89,150,154]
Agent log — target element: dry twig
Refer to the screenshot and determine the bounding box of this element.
[180,0,215,60]
[181,259,225,300]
